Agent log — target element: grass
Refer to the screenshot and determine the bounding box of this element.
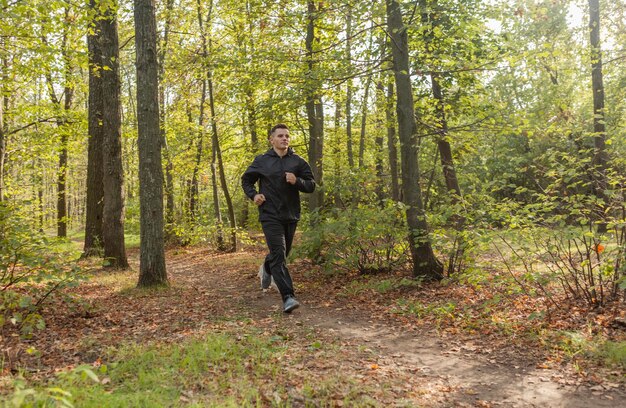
[595,341,626,370]
[7,331,282,407]
[3,325,399,407]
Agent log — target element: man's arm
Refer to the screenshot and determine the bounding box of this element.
[294,159,316,193]
[241,157,261,199]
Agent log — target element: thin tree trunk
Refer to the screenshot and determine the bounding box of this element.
[134,0,167,287]
[0,48,7,203]
[101,1,129,268]
[208,75,237,251]
[431,72,465,274]
[386,0,442,280]
[386,82,400,201]
[159,0,176,234]
[43,8,74,239]
[188,78,206,221]
[358,25,376,169]
[431,75,462,200]
[345,7,354,169]
[306,0,324,214]
[375,81,386,204]
[588,0,608,232]
[83,1,104,257]
[358,74,372,168]
[56,133,68,238]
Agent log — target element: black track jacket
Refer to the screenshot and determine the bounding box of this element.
[241,148,316,223]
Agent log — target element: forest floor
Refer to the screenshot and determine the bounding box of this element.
[2,243,626,407]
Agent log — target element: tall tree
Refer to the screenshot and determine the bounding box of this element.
[345,6,355,169]
[0,43,7,203]
[386,82,400,201]
[42,6,75,238]
[306,0,324,213]
[588,0,608,232]
[386,0,443,280]
[83,0,104,257]
[158,0,176,235]
[101,0,129,268]
[199,0,237,250]
[421,0,465,273]
[135,0,167,287]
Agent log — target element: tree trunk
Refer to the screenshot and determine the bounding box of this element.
[101,2,129,269]
[159,0,176,235]
[588,0,608,232]
[246,90,260,154]
[386,0,442,280]
[431,73,465,274]
[431,75,462,200]
[134,0,167,287]
[188,78,205,222]
[386,82,400,201]
[83,1,104,257]
[306,0,324,214]
[0,51,7,203]
[44,8,74,239]
[375,82,386,204]
[345,7,354,169]
[208,75,237,251]
[358,74,372,168]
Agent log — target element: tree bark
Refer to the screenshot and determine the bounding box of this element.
[43,7,74,239]
[101,1,129,268]
[358,75,372,168]
[134,0,167,287]
[208,75,237,251]
[158,0,176,234]
[386,0,442,280]
[386,82,400,201]
[83,0,104,257]
[306,0,324,213]
[588,0,608,232]
[0,48,8,203]
[188,77,205,222]
[345,7,354,169]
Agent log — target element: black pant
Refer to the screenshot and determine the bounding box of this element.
[262,220,297,301]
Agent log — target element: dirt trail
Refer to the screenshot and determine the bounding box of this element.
[209,250,626,408]
[10,247,625,407]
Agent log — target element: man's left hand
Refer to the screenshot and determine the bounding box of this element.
[285,172,297,185]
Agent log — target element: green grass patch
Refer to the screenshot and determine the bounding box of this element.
[88,270,137,292]
[7,331,283,407]
[593,341,626,370]
[392,299,458,322]
[4,328,397,407]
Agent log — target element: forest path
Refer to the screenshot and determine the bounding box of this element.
[13,246,625,407]
[172,247,625,407]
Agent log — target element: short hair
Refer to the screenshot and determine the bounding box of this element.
[270,123,289,136]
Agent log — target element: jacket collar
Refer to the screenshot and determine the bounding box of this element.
[266,147,294,157]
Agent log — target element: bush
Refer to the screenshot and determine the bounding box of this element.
[0,203,84,338]
[296,200,409,274]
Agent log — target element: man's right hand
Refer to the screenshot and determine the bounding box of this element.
[253,194,266,206]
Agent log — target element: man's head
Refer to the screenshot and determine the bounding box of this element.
[269,123,290,154]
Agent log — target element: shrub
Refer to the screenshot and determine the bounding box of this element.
[0,203,84,338]
[297,200,409,274]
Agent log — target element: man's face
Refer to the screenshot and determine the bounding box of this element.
[270,128,290,151]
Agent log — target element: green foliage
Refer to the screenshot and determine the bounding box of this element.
[0,203,84,338]
[492,222,625,310]
[297,200,409,275]
[594,341,626,370]
[393,299,458,324]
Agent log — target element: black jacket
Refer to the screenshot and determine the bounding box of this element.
[241,148,316,223]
